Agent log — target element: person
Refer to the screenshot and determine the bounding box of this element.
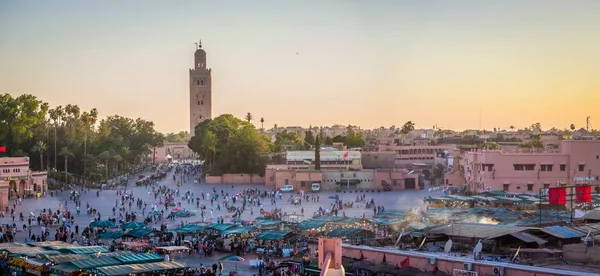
[219,262,224,273]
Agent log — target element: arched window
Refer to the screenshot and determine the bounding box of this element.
[197,80,200,85]
[201,79,205,85]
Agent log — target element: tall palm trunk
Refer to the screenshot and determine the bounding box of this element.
[39,152,44,172]
[54,126,57,170]
[64,157,68,185]
[83,131,87,186]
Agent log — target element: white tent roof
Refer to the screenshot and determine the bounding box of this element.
[165,154,173,159]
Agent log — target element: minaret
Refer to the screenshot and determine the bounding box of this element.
[189,40,212,135]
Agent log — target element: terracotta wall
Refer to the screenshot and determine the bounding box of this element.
[343,245,574,276]
[205,174,265,184]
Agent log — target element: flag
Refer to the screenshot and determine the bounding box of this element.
[343,151,349,158]
[548,187,567,205]
[0,145,5,153]
[400,256,410,267]
[576,185,592,203]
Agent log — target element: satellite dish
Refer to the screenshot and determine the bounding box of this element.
[473,240,482,259]
[444,239,453,253]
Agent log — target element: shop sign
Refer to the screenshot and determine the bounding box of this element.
[573,177,595,184]
[4,176,28,181]
[452,270,478,276]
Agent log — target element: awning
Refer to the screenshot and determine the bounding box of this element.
[115,253,163,264]
[221,226,256,235]
[70,256,121,269]
[256,230,294,240]
[326,228,374,238]
[205,223,235,232]
[59,246,110,254]
[95,261,188,276]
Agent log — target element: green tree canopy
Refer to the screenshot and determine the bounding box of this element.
[166,131,189,143]
[0,93,165,184]
[189,114,272,176]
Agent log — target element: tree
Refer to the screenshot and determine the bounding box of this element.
[245,112,253,123]
[98,150,111,180]
[314,133,321,170]
[398,121,415,135]
[509,125,515,131]
[260,117,264,130]
[519,134,544,151]
[189,114,272,176]
[31,141,46,171]
[570,124,576,131]
[0,94,164,185]
[165,131,189,143]
[59,146,73,185]
[344,132,365,148]
[304,127,315,145]
[0,94,49,156]
[530,122,542,132]
[324,136,333,146]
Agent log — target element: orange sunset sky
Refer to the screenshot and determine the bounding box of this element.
[1,1,599,133]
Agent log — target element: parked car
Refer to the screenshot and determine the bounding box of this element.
[280,185,294,192]
[311,183,321,192]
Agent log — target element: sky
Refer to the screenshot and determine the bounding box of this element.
[1,1,599,133]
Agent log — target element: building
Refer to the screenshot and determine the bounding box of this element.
[263,150,419,191]
[445,140,600,193]
[150,143,196,163]
[151,41,212,163]
[264,168,419,192]
[189,40,212,134]
[0,157,47,209]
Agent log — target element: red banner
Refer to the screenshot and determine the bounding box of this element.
[0,145,6,153]
[548,187,567,205]
[576,185,592,203]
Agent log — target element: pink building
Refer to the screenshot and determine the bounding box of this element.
[445,140,600,193]
[0,157,48,209]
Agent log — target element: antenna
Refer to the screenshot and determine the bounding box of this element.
[479,109,482,131]
[444,239,453,254]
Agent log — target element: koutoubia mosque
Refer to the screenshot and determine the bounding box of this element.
[153,40,212,162]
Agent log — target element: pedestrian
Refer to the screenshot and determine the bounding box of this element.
[218,262,223,274]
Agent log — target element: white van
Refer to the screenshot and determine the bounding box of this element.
[280,185,294,192]
[311,183,321,192]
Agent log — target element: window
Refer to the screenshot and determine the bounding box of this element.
[560,164,566,171]
[197,101,200,105]
[200,101,203,105]
[513,164,535,171]
[483,164,494,171]
[197,80,200,85]
[527,184,534,191]
[543,184,550,189]
[503,184,510,191]
[201,80,205,85]
[541,165,553,172]
[579,164,585,172]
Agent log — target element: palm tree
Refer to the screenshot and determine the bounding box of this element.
[32,141,47,171]
[570,124,576,131]
[260,117,265,130]
[98,150,111,181]
[58,147,73,185]
[112,153,123,177]
[245,112,253,123]
[509,125,515,131]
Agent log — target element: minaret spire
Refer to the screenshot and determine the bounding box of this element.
[198,39,202,49]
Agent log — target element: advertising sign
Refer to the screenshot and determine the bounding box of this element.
[452,270,478,276]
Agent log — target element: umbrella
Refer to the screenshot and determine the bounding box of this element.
[90,220,117,228]
[97,231,124,240]
[228,256,244,271]
[121,221,146,230]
